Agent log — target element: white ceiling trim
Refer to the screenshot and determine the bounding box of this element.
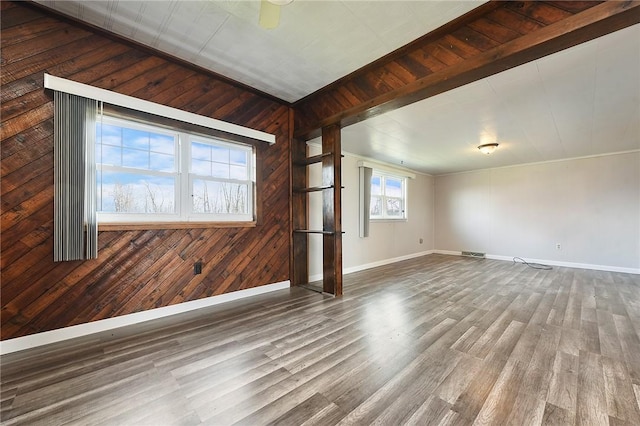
[435,149,640,178]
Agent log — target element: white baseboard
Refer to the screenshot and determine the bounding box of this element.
[434,250,640,275]
[8,250,636,355]
[309,250,436,282]
[0,280,290,355]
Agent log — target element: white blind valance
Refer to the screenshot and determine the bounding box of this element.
[356,160,416,179]
[44,74,276,145]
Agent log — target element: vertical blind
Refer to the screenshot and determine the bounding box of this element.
[53,91,99,261]
[359,166,372,238]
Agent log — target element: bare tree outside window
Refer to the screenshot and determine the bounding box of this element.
[193,181,248,214]
[113,182,134,212]
[143,181,173,213]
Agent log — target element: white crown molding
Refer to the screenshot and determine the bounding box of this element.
[436,149,640,177]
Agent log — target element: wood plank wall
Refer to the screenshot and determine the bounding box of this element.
[1,1,291,340]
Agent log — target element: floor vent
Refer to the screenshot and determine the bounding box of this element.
[461,251,486,259]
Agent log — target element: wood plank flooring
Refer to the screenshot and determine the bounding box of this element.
[2,254,640,425]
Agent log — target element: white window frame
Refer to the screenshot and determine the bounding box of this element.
[186,134,254,222]
[96,115,255,223]
[370,171,407,221]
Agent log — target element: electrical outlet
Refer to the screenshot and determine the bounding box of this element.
[194,261,202,275]
[556,243,561,250]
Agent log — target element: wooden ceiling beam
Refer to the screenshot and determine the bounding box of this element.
[293,1,640,140]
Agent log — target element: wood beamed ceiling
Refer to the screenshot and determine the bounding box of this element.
[292,1,640,141]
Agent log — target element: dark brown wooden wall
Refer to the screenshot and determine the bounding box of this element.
[1,1,291,340]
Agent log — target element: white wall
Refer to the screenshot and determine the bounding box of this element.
[434,151,640,271]
[307,145,435,280]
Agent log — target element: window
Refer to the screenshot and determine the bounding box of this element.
[189,136,253,220]
[370,172,406,220]
[96,115,254,223]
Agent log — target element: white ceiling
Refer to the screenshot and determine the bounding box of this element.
[330,23,640,175]
[35,0,483,102]
[36,1,639,175]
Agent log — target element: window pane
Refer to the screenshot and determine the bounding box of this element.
[150,152,174,172]
[230,164,247,180]
[369,173,406,220]
[191,159,210,176]
[97,123,122,147]
[97,171,175,214]
[97,123,122,165]
[230,149,247,166]
[122,148,149,169]
[122,128,150,150]
[386,197,403,217]
[370,195,382,217]
[211,145,230,163]
[192,179,248,214]
[211,162,229,179]
[371,176,382,195]
[150,135,175,155]
[191,141,236,178]
[98,121,176,173]
[385,177,403,197]
[191,142,211,161]
[99,145,122,166]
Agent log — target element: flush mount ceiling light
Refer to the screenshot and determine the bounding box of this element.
[259,0,294,29]
[478,143,499,155]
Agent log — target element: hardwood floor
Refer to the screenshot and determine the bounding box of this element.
[2,254,640,425]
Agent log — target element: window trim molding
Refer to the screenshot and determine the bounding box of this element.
[44,74,275,145]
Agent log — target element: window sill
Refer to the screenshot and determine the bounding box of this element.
[370,218,408,223]
[98,221,257,231]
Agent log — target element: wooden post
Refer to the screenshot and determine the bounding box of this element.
[291,135,308,286]
[322,124,342,296]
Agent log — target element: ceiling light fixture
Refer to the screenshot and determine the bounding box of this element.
[259,0,293,29]
[478,143,499,155]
